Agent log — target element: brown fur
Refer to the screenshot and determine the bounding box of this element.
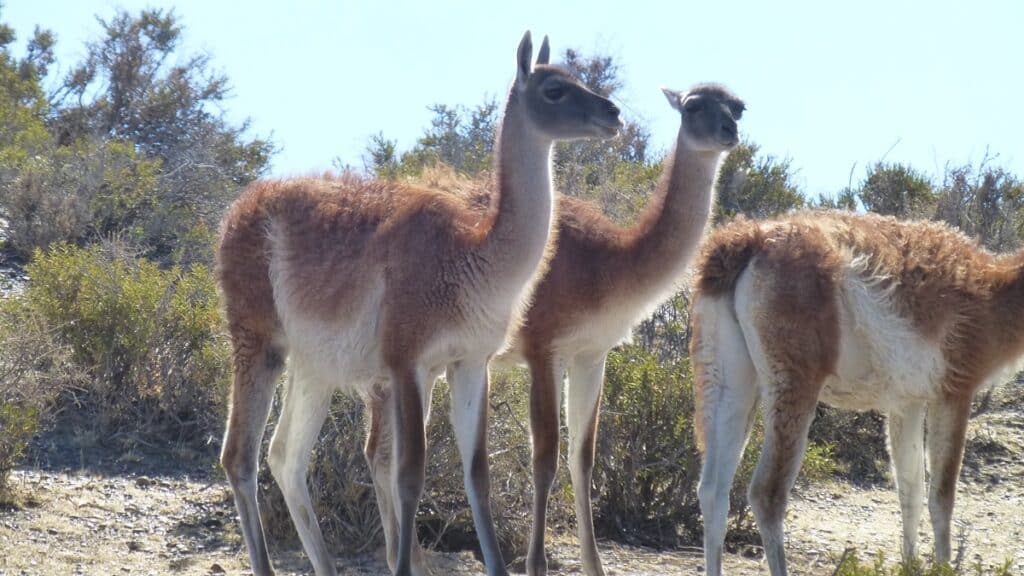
[512,84,744,576]
[693,210,1024,398]
[691,209,1024,574]
[220,173,490,321]
[216,33,623,576]
[516,147,724,355]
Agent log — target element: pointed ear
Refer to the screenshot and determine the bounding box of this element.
[516,31,533,89]
[536,35,550,66]
[662,87,683,112]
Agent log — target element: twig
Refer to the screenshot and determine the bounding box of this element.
[831,547,854,576]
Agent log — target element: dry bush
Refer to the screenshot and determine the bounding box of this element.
[0,304,81,490]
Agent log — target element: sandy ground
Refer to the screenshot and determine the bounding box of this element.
[1,386,1022,576]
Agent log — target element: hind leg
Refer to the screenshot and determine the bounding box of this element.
[748,383,819,576]
[221,329,285,576]
[267,368,336,575]
[888,402,926,562]
[926,395,971,564]
[692,295,759,576]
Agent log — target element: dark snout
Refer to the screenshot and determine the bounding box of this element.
[607,100,622,121]
[597,98,624,134]
[720,115,739,145]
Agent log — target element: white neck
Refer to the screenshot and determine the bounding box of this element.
[477,92,556,287]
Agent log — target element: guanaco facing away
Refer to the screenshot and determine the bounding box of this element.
[692,210,1024,575]
[216,32,621,576]
[497,84,744,576]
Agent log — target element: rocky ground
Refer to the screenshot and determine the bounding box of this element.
[1,383,1022,576]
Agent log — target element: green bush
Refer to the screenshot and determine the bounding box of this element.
[592,343,702,546]
[832,549,1015,576]
[14,241,230,446]
[1,137,162,259]
[809,407,889,484]
[0,403,38,485]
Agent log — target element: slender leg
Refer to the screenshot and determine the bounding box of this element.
[748,382,820,576]
[266,368,336,576]
[221,335,285,576]
[391,365,430,576]
[887,402,927,562]
[365,391,399,571]
[526,352,565,576]
[692,295,759,576]
[365,388,428,574]
[448,359,509,576]
[926,396,971,565]
[566,352,608,576]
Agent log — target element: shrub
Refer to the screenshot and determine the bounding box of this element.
[0,302,80,491]
[592,343,702,546]
[809,407,889,484]
[14,240,230,447]
[1,134,162,259]
[832,549,1015,576]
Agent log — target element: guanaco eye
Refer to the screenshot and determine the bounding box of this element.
[683,98,703,113]
[543,86,566,101]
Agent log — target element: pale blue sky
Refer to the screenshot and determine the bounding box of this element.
[4,1,1022,197]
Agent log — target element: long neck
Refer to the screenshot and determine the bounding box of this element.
[475,91,556,283]
[620,132,723,286]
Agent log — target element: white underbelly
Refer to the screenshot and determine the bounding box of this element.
[276,284,515,395]
[820,273,947,412]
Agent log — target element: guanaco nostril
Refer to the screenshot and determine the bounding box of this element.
[608,102,621,118]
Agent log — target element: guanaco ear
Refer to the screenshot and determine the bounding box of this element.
[662,87,683,112]
[536,35,550,66]
[516,31,533,90]
[729,101,747,120]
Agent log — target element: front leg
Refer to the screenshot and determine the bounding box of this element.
[567,352,609,576]
[526,352,566,576]
[364,389,427,574]
[447,359,509,576]
[390,365,431,576]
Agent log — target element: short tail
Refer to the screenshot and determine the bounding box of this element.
[691,218,763,452]
[694,216,764,297]
[689,292,758,454]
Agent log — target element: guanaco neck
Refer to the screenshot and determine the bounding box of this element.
[619,132,725,288]
[475,90,556,286]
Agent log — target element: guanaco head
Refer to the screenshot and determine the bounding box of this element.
[662,84,745,151]
[514,31,623,140]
